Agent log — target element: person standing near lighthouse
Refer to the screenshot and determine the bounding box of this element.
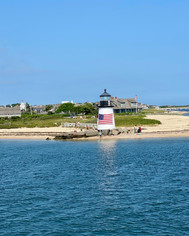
[97,89,115,132]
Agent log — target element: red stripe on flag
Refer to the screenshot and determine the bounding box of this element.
[98,114,113,125]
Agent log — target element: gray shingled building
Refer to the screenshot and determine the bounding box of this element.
[0,107,21,118]
[96,97,142,113]
[110,97,142,113]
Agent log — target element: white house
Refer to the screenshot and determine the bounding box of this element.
[20,101,26,111]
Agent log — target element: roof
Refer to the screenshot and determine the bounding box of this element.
[110,98,139,109]
[127,98,137,103]
[0,107,21,115]
[100,89,111,97]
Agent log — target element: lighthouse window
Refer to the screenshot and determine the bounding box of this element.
[100,97,110,101]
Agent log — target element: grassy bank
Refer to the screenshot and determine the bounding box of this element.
[139,109,166,115]
[0,114,94,129]
[0,113,161,129]
[115,114,161,127]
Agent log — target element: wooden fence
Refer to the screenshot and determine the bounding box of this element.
[61,122,97,128]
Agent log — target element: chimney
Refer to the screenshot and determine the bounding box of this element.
[115,96,117,99]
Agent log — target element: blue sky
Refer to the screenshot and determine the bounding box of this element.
[0,0,188,105]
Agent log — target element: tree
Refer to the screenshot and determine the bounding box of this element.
[45,105,53,112]
[73,105,84,114]
[26,103,31,112]
[82,103,97,115]
[56,103,74,113]
[12,103,20,107]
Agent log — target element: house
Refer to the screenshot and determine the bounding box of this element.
[32,105,47,114]
[140,103,149,109]
[61,100,74,104]
[20,100,26,111]
[110,97,142,113]
[0,107,21,118]
[96,97,142,113]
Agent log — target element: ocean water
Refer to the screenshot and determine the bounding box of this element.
[0,138,189,235]
[175,109,189,116]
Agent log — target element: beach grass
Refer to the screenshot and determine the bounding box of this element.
[0,114,95,129]
[115,115,161,127]
[139,109,166,114]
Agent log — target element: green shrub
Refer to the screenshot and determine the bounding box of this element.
[11,116,21,120]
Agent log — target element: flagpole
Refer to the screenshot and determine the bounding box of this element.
[135,95,138,113]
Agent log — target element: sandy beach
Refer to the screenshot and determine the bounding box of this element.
[0,114,189,140]
[144,114,189,133]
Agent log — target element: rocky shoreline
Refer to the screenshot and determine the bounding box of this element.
[54,128,127,140]
[0,129,189,141]
[0,128,128,140]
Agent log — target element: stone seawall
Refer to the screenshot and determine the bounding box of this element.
[0,132,63,137]
[54,130,99,140]
[0,128,127,139]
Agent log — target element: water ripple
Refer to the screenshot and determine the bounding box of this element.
[0,138,189,235]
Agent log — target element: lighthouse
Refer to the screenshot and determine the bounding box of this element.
[97,89,115,131]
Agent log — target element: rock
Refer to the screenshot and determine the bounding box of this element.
[108,130,112,135]
[117,128,125,133]
[54,130,98,140]
[54,132,74,140]
[101,130,110,136]
[111,129,121,136]
[46,137,51,140]
[85,130,98,137]
[72,132,85,138]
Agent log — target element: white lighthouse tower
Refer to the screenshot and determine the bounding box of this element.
[97,89,115,131]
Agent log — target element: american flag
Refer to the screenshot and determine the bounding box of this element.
[98,113,113,125]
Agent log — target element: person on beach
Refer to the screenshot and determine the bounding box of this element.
[99,130,102,139]
[86,125,89,130]
[75,122,77,128]
[134,125,137,133]
[138,127,141,133]
[80,123,83,131]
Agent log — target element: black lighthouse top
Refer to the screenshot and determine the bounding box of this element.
[99,89,113,107]
[100,89,111,98]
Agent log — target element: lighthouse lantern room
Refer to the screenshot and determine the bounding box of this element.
[97,89,115,131]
